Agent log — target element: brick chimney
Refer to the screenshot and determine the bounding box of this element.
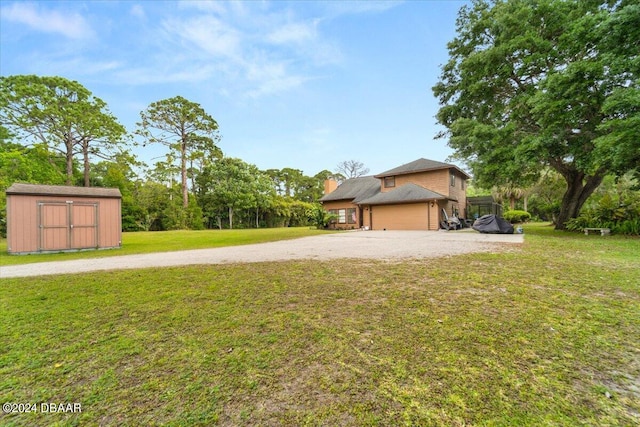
[324,179,338,195]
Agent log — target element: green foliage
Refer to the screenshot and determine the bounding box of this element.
[433,0,640,229]
[197,157,276,229]
[308,204,338,229]
[136,96,221,208]
[0,75,354,234]
[527,170,566,222]
[0,141,68,237]
[564,183,640,235]
[503,210,531,224]
[0,75,127,185]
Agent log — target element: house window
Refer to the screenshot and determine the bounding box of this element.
[347,208,356,224]
[328,209,338,223]
[450,172,456,187]
[384,176,395,188]
[338,209,346,224]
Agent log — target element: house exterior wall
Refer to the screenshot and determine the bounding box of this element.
[448,170,467,217]
[393,169,466,219]
[380,169,467,206]
[6,194,122,254]
[322,161,468,231]
[370,203,440,230]
[379,169,451,195]
[322,200,362,230]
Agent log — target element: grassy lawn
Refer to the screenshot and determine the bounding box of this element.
[0,227,332,266]
[1,224,638,426]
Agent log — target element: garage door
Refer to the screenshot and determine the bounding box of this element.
[39,201,98,251]
[371,203,429,230]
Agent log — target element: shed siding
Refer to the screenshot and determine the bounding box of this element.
[6,192,121,254]
[7,195,38,253]
[41,203,70,251]
[99,198,122,248]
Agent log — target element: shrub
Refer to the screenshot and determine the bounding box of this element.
[503,210,531,224]
[308,205,338,229]
[612,219,640,236]
[564,193,640,236]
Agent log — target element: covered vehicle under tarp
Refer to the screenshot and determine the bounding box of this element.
[472,214,514,234]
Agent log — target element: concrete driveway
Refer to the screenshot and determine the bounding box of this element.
[0,229,524,278]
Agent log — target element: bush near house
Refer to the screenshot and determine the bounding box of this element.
[308,204,338,229]
[503,210,531,224]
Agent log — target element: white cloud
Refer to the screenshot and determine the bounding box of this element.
[162,15,241,59]
[247,74,309,98]
[322,1,403,16]
[266,20,318,45]
[114,63,218,86]
[1,2,94,39]
[177,0,228,14]
[105,1,343,97]
[130,4,146,20]
[244,56,311,98]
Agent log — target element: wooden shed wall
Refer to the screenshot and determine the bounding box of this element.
[7,194,121,254]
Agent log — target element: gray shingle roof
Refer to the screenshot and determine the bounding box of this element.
[358,183,447,205]
[320,176,380,203]
[374,158,471,179]
[6,183,122,198]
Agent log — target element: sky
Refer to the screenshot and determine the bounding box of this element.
[0,0,469,177]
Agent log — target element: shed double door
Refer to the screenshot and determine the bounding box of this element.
[39,201,98,251]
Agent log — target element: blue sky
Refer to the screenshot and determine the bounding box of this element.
[0,0,468,177]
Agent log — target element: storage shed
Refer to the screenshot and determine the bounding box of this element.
[6,183,122,254]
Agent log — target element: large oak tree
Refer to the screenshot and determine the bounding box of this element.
[433,0,639,229]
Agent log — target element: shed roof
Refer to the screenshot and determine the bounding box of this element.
[6,183,122,198]
[319,176,380,203]
[358,183,447,206]
[374,158,471,180]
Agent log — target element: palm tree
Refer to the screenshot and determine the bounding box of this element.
[492,184,527,211]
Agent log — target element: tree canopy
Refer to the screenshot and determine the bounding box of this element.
[336,160,370,179]
[136,96,221,208]
[0,75,127,186]
[433,0,640,229]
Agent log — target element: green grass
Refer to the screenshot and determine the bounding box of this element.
[0,227,332,266]
[1,224,639,426]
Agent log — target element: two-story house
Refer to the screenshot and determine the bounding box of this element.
[320,158,470,230]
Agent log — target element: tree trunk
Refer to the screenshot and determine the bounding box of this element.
[65,135,74,185]
[554,172,604,230]
[229,206,234,229]
[83,140,91,187]
[181,141,188,208]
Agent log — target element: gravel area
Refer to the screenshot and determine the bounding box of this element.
[0,229,524,278]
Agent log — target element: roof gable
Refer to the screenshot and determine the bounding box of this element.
[375,158,470,179]
[358,183,447,205]
[320,176,379,203]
